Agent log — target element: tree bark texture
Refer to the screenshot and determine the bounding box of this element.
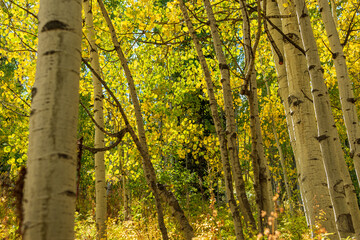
[22,0,82,239]
[317,0,360,187]
[83,0,107,239]
[203,0,256,229]
[179,0,244,238]
[293,0,360,237]
[239,0,274,231]
[275,0,339,237]
[265,1,299,215]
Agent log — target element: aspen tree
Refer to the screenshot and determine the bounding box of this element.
[97,0,194,239]
[265,2,300,213]
[97,1,168,238]
[293,0,360,237]
[202,0,257,229]
[239,0,274,230]
[264,79,293,214]
[83,0,107,238]
[179,0,245,238]
[317,0,360,187]
[267,1,338,236]
[22,0,82,239]
[275,0,338,237]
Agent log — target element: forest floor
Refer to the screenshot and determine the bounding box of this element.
[1,193,331,240]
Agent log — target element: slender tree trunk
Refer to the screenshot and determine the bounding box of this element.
[83,1,107,238]
[99,0,167,235]
[179,1,245,238]
[120,146,131,221]
[248,76,274,230]
[293,0,360,237]
[264,81,293,214]
[317,0,360,187]
[265,1,301,216]
[22,0,82,239]
[203,0,256,229]
[97,1,194,239]
[274,0,338,237]
[122,174,130,220]
[239,0,274,231]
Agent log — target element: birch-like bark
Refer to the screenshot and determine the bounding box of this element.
[239,0,274,230]
[83,0,107,238]
[265,1,299,202]
[179,0,244,238]
[203,0,256,229]
[248,74,274,230]
[274,0,338,237]
[97,0,193,239]
[22,0,82,239]
[266,2,316,225]
[294,0,360,237]
[317,0,360,187]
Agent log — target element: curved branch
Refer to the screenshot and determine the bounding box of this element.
[82,127,128,154]
[79,100,120,137]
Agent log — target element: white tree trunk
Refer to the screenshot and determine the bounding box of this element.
[22,0,82,239]
[317,0,360,187]
[265,2,299,214]
[239,0,274,230]
[203,0,257,229]
[275,0,338,237]
[83,0,107,239]
[179,1,244,238]
[294,0,360,237]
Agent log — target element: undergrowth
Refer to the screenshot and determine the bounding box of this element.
[0,188,331,240]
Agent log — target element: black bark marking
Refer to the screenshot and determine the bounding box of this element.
[332,52,339,59]
[58,153,71,159]
[219,63,230,70]
[333,179,345,194]
[293,99,303,106]
[31,87,37,102]
[41,20,69,32]
[315,135,329,142]
[288,95,303,106]
[62,190,76,197]
[44,50,57,56]
[309,65,315,71]
[347,98,356,103]
[301,12,308,18]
